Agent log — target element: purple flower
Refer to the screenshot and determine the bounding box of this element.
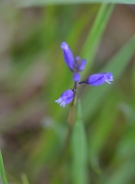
[61,42,74,71]
[74,56,86,72]
[55,89,74,107]
[61,42,86,82]
[73,73,80,82]
[85,72,113,86]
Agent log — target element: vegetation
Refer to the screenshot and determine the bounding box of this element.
[0,1,135,184]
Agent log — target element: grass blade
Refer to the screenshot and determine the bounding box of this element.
[71,100,87,184]
[81,4,114,74]
[88,92,118,170]
[0,151,7,184]
[21,174,30,184]
[101,161,135,184]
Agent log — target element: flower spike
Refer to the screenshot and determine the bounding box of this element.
[57,42,114,108]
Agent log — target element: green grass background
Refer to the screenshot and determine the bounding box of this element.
[0,1,135,184]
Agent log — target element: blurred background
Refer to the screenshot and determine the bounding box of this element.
[0,1,135,184]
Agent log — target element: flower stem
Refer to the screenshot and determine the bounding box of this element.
[78,81,86,84]
[71,82,77,106]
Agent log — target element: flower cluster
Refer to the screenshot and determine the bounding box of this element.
[55,42,114,107]
[61,42,86,82]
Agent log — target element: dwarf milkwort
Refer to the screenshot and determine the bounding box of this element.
[55,42,114,107]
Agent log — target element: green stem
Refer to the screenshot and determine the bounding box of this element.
[0,151,8,184]
[71,82,77,106]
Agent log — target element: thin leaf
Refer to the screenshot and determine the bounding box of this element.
[88,92,118,170]
[0,151,7,184]
[101,161,135,184]
[21,174,30,184]
[81,4,114,74]
[71,100,87,184]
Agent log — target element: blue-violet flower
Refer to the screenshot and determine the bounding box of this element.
[73,73,80,82]
[85,72,113,86]
[55,89,74,107]
[61,42,86,82]
[61,42,74,71]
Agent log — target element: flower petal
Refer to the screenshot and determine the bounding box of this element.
[106,72,114,81]
[61,89,74,104]
[86,73,105,86]
[61,42,74,71]
[85,72,114,86]
[73,73,80,82]
[103,72,114,84]
[55,98,62,104]
[78,59,86,71]
[55,89,74,107]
